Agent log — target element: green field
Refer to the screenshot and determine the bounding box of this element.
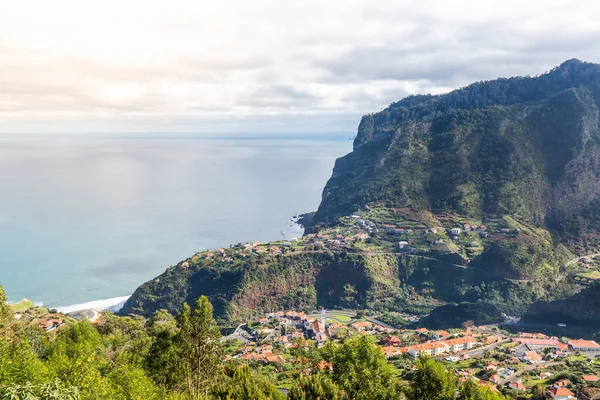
[10,298,34,313]
[574,271,600,281]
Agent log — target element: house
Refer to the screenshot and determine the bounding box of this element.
[489,374,501,384]
[398,241,409,249]
[433,330,450,339]
[382,346,408,359]
[546,386,575,400]
[507,381,527,391]
[522,351,543,364]
[351,321,372,332]
[441,336,477,353]
[583,375,600,383]
[450,228,462,236]
[415,327,429,335]
[540,372,554,380]
[39,319,63,332]
[265,355,285,364]
[485,335,500,345]
[408,341,449,358]
[568,339,600,351]
[315,332,327,347]
[485,363,498,371]
[384,335,402,346]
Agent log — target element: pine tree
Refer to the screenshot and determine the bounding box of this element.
[176,296,222,399]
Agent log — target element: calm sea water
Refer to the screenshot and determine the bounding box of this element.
[0,135,351,308]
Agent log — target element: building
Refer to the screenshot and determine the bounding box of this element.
[384,335,402,346]
[507,381,527,391]
[442,336,477,352]
[450,228,462,236]
[546,386,575,400]
[522,351,543,364]
[433,330,450,339]
[583,375,600,383]
[512,337,560,350]
[351,321,372,332]
[408,341,449,358]
[568,339,600,351]
[382,346,409,359]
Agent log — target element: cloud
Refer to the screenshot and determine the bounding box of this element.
[1,0,600,133]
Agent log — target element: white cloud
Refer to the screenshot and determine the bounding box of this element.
[1,0,600,133]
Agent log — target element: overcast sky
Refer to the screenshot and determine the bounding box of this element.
[2,0,600,134]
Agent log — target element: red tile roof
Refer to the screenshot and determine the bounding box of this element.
[546,386,574,397]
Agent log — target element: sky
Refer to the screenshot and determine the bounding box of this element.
[2,0,600,134]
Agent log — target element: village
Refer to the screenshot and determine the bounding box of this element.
[220,308,600,399]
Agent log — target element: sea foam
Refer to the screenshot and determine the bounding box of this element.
[56,295,131,314]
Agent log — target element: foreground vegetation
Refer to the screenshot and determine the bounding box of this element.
[0,283,508,399]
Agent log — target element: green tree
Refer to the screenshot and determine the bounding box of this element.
[0,283,12,328]
[321,335,402,399]
[288,373,345,400]
[0,378,80,400]
[177,296,222,399]
[460,379,507,400]
[406,356,457,400]
[212,364,284,400]
[145,328,184,390]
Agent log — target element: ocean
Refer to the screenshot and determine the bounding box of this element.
[0,134,351,310]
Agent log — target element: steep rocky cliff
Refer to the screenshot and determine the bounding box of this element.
[122,60,600,324]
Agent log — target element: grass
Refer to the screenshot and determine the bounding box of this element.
[574,271,600,280]
[10,298,34,313]
[329,315,352,322]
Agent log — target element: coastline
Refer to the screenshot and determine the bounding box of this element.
[55,295,131,314]
[24,216,306,315]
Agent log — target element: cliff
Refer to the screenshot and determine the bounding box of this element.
[122,60,600,325]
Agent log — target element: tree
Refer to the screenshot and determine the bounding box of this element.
[145,328,184,390]
[176,296,222,399]
[212,364,285,400]
[0,379,80,400]
[460,379,507,400]
[321,335,402,399]
[406,356,457,400]
[288,373,345,400]
[0,283,12,328]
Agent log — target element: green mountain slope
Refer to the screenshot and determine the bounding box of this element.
[315,59,600,235]
[122,59,600,325]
